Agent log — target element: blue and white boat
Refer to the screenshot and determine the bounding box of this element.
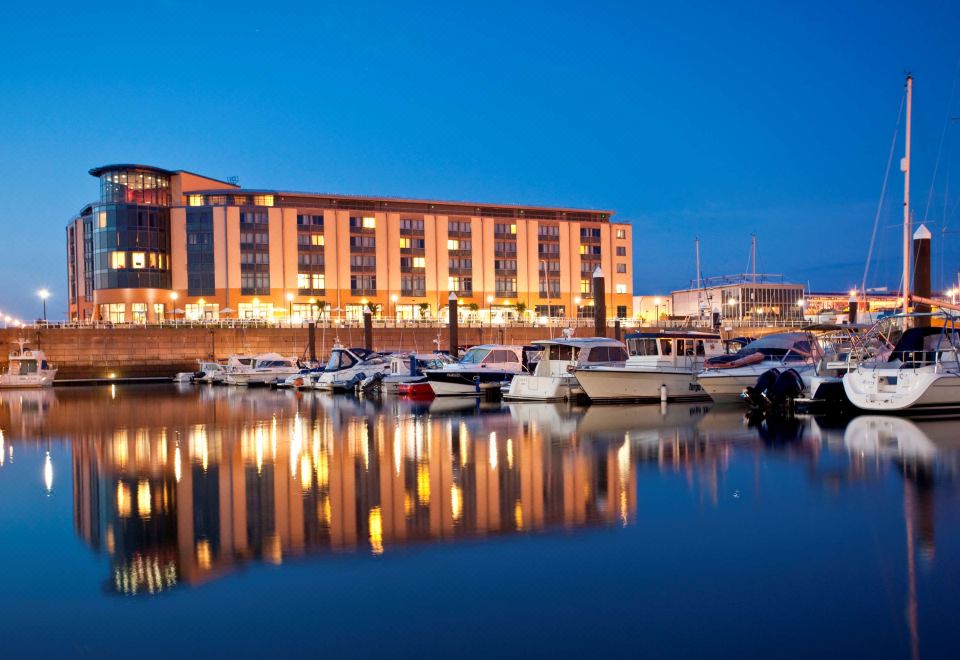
[424,345,537,396]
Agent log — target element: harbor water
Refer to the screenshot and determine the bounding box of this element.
[1,385,959,658]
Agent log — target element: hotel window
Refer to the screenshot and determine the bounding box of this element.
[349,236,376,249]
[153,303,166,321]
[449,257,472,271]
[538,225,559,237]
[297,214,324,226]
[615,284,627,294]
[616,246,627,256]
[447,239,459,250]
[616,263,627,273]
[494,241,516,255]
[448,276,472,293]
[311,234,324,246]
[399,237,411,249]
[252,194,274,207]
[495,277,517,294]
[98,211,107,228]
[494,259,517,272]
[413,257,426,268]
[131,252,146,269]
[400,218,424,231]
[101,303,125,324]
[580,227,601,240]
[363,216,376,229]
[400,256,425,270]
[350,274,377,294]
[208,195,226,205]
[401,275,426,295]
[350,215,377,229]
[240,211,268,224]
[350,255,376,268]
[111,251,127,269]
[297,273,310,289]
[188,195,204,207]
[237,302,272,320]
[616,229,626,239]
[448,220,471,234]
[494,223,516,235]
[580,244,601,256]
[131,303,147,324]
[580,279,593,294]
[538,242,560,255]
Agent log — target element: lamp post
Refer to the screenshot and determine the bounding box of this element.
[391,293,399,323]
[286,293,294,323]
[170,291,178,326]
[38,289,50,322]
[653,297,661,328]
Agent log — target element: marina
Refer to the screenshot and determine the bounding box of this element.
[1,384,960,657]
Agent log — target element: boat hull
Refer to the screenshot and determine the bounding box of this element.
[504,374,580,401]
[842,370,960,412]
[425,370,515,396]
[0,372,57,389]
[698,364,816,404]
[575,368,708,402]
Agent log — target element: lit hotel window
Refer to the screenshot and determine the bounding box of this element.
[362,216,376,229]
[311,234,324,246]
[413,257,426,268]
[615,284,627,294]
[111,251,127,269]
[98,211,107,228]
[399,238,411,249]
[131,252,146,269]
[188,195,204,207]
[253,194,274,207]
[312,274,324,289]
[579,245,587,255]
[616,229,626,239]
[447,239,459,250]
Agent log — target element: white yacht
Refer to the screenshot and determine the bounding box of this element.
[224,353,301,386]
[842,313,960,413]
[575,331,722,402]
[314,346,392,392]
[424,345,535,396]
[173,360,227,384]
[0,339,57,389]
[696,332,820,404]
[506,337,627,401]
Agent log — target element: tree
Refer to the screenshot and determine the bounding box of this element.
[468,302,479,313]
[418,302,430,319]
[514,302,527,324]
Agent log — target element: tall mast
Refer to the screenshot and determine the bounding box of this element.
[695,237,702,317]
[751,234,757,282]
[903,74,913,315]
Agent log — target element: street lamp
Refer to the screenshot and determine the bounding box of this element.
[38,288,50,321]
[286,293,294,321]
[391,293,398,322]
[653,297,661,328]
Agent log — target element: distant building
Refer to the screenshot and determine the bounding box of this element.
[671,275,805,324]
[66,164,634,323]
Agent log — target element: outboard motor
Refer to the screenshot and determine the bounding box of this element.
[744,368,780,408]
[770,369,804,406]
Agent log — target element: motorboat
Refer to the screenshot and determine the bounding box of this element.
[224,353,302,386]
[313,345,392,392]
[173,360,227,384]
[279,366,325,389]
[696,332,820,404]
[0,339,57,389]
[506,336,627,401]
[424,344,537,396]
[842,312,960,413]
[381,353,457,394]
[575,331,723,402]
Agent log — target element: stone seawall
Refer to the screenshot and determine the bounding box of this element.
[0,325,576,380]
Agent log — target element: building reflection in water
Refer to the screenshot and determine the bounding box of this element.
[63,388,638,595]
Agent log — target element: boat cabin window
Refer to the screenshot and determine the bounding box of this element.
[660,339,672,356]
[326,350,358,370]
[627,338,659,356]
[459,348,488,364]
[546,344,576,361]
[10,360,38,375]
[486,350,519,364]
[585,346,629,362]
[675,339,706,356]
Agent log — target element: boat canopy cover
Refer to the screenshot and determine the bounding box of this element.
[888,327,958,362]
[625,331,721,340]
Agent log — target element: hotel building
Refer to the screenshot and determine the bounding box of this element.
[66,164,633,323]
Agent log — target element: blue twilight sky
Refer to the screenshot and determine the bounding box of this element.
[1,0,959,319]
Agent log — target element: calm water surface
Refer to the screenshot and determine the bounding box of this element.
[1,385,959,658]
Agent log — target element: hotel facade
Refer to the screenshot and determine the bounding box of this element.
[66,164,633,323]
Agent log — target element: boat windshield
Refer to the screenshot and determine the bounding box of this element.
[326,350,358,370]
[734,335,815,362]
[459,348,489,364]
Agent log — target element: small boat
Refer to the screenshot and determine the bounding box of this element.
[279,366,325,389]
[313,345,392,392]
[506,336,628,401]
[575,331,722,402]
[423,344,538,396]
[381,353,457,394]
[173,360,227,384]
[224,353,302,386]
[842,312,960,413]
[0,339,57,389]
[696,332,820,404]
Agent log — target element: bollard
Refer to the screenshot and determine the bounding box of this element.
[660,383,668,403]
[448,292,459,356]
[848,294,858,325]
[614,318,621,342]
[593,266,606,337]
[363,309,373,351]
[913,224,932,327]
[308,322,317,363]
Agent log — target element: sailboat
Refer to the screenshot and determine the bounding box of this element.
[843,75,960,412]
